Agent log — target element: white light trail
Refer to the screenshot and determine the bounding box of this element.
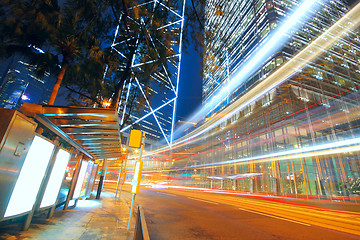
[185,137,360,169]
[173,0,321,138]
[169,1,360,149]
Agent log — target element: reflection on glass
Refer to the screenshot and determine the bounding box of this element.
[143,2,360,202]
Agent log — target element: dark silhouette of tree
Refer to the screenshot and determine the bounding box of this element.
[0,0,118,105]
[0,0,207,130]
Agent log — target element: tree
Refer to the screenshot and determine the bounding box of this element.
[0,0,117,105]
[0,0,206,130]
[106,0,183,108]
[97,0,190,134]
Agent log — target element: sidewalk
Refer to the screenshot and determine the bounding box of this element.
[0,191,135,240]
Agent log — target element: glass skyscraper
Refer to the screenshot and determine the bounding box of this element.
[145,0,360,201]
[112,0,186,149]
[0,55,54,109]
[203,0,358,115]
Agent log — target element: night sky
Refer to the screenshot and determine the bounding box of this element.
[175,46,203,123]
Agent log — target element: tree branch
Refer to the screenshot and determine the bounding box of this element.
[120,89,137,130]
[65,86,103,106]
[190,0,204,30]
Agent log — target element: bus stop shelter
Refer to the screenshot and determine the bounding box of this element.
[0,103,123,230]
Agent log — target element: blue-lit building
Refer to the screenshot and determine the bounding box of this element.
[111,0,186,149]
[0,55,54,109]
[202,0,357,114]
[147,0,360,201]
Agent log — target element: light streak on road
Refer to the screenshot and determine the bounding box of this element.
[174,0,320,138]
[144,84,360,165]
[237,207,311,226]
[187,197,219,205]
[146,2,360,159]
[146,186,360,236]
[143,183,354,203]
[143,133,360,170]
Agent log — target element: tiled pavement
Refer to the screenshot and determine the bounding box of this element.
[0,191,135,240]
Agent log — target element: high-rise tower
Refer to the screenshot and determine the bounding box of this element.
[111,0,186,148]
[0,55,54,109]
[202,0,359,117]
[149,0,360,200]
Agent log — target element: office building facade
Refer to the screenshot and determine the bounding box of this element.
[148,0,360,200]
[0,55,54,109]
[111,0,186,149]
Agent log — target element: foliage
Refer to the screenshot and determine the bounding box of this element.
[0,0,120,105]
[0,0,207,129]
[107,0,184,109]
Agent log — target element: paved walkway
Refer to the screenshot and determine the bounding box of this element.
[0,191,135,240]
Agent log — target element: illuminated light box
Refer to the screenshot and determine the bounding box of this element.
[73,161,89,199]
[40,149,70,208]
[131,161,143,194]
[4,136,54,218]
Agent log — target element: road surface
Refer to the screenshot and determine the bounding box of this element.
[104,182,360,239]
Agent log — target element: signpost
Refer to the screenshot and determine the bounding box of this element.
[127,130,145,230]
[115,151,127,199]
[131,161,143,195]
[128,129,143,148]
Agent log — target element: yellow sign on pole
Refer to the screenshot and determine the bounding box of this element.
[131,161,143,194]
[128,129,143,148]
[127,130,145,230]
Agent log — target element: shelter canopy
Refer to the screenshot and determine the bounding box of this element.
[20,103,122,160]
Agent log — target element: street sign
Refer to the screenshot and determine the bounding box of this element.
[131,160,143,194]
[128,130,143,148]
[127,130,145,230]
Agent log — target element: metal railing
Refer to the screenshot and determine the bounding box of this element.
[133,205,150,240]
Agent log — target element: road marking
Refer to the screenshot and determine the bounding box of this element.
[188,197,219,205]
[238,207,311,226]
[160,192,177,197]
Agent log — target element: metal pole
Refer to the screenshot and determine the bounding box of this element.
[64,153,83,210]
[115,160,124,199]
[127,133,145,230]
[127,193,136,230]
[118,159,127,200]
[127,132,145,230]
[96,159,107,199]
